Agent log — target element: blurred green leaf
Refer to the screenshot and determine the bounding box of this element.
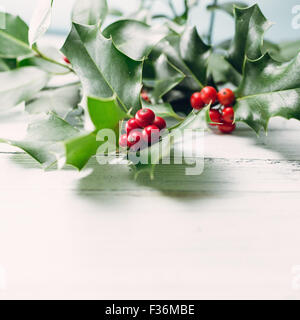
[0,67,49,109]
[0,13,33,58]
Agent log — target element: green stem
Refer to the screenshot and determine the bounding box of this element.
[208,0,218,45]
[33,47,74,73]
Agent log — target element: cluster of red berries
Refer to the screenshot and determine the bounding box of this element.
[190,86,236,134]
[119,108,167,150]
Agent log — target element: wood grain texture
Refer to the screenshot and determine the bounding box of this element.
[0,115,300,299]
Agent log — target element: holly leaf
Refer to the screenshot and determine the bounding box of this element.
[207,2,248,17]
[25,83,82,122]
[155,26,211,91]
[61,23,143,113]
[227,4,273,73]
[0,13,33,58]
[0,67,49,109]
[2,92,128,169]
[72,0,108,25]
[87,95,126,130]
[1,114,81,168]
[235,52,300,133]
[29,0,53,46]
[64,95,125,169]
[147,54,185,102]
[208,53,242,86]
[103,20,169,61]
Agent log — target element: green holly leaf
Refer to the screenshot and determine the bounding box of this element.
[208,53,242,87]
[26,83,82,123]
[0,113,105,170]
[0,13,33,58]
[62,23,143,113]
[156,26,211,91]
[1,114,81,168]
[148,54,185,102]
[64,131,101,170]
[72,0,108,25]
[0,67,49,109]
[227,4,273,73]
[235,52,300,133]
[207,2,248,17]
[64,95,126,169]
[87,95,127,130]
[6,94,127,169]
[28,0,53,46]
[103,20,169,61]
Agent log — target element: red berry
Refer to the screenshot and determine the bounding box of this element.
[222,107,235,124]
[135,108,155,128]
[141,91,150,102]
[153,116,167,130]
[143,125,160,144]
[190,92,205,110]
[63,56,71,64]
[119,134,128,148]
[217,88,235,107]
[200,86,218,105]
[126,118,140,134]
[127,130,144,149]
[209,110,222,126]
[218,122,236,134]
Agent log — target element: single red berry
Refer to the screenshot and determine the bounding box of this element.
[63,56,71,64]
[126,118,140,134]
[153,116,167,130]
[217,88,235,107]
[209,110,222,126]
[218,122,236,134]
[135,108,155,128]
[200,86,218,105]
[141,91,150,102]
[127,130,144,149]
[190,92,205,110]
[142,125,160,144]
[222,107,235,124]
[119,134,128,148]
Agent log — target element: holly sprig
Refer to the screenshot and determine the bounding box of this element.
[0,0,299,176]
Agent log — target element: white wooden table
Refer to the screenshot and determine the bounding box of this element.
[0,104,300,300]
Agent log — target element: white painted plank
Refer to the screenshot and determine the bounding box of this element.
[0,151,300,299]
